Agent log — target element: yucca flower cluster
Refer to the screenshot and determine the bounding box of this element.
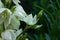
[0,0,43,40]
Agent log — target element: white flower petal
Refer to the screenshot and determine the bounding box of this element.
[5,0,11,3]
[23,14,38,25]
[0,8,12,14]
[0,1,4,8]
[23,14,33,25]
[1,30,16,40]
[1,31,12,40]
[14,5,27,20]
[0,8,5,14]
[0,8,12,24]
[33,15,38,24]
[15,29,22,37]
[13,0,20,5]
[8,30,16,40]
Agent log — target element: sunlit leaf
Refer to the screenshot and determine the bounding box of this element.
[35,25,42,29]
[37,10,43,18]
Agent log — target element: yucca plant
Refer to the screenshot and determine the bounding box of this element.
[0,0,43,40]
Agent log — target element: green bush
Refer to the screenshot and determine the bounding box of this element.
[20,0,60,40]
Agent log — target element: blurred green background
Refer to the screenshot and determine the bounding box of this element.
[19,0,60,40]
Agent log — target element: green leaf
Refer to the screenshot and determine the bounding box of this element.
[5,0,11,3]
[39,33,45,40]
[0,24,4,37]
[34,25,42,29]
[37,10,43,18]
[17,34,27,40]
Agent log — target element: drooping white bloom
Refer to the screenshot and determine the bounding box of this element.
[1,29,22,40]
[0,8,12,25]
[23,14,38,25]
[1,30,16,40]
[14,5,27,20]
[1,30,14,40]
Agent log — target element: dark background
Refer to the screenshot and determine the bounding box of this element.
[19,0,60,40]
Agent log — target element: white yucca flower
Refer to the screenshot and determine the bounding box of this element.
[14,5,27,20]
[1,29,22,40]
[0,8,12,14]
[0,8,12,29]
[23,14,38,25]
[1,30,16,40]
[0,8,20,30]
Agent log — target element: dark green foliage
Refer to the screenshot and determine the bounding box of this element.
[20,0,60,40]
